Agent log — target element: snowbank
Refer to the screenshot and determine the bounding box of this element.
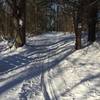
[0,33,100,100]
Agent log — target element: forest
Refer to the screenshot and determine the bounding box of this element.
[0,0,99,49]
[0,0,100,100]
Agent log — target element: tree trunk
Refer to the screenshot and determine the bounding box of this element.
[15,0,26,47]
[73,11,81,50]
[88,18,96,42]
[88,2,97,43]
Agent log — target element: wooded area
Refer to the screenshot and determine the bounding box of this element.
[0,0,100,49]
[0,1,100,99]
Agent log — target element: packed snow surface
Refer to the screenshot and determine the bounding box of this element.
[0,32,100,100]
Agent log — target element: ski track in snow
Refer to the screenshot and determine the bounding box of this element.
[0,32,100,100]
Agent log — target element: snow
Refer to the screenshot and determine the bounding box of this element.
[0,32,100,100]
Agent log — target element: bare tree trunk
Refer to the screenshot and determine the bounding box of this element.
[15,0,26,47]
[73,11,81,50]
[88,18,96,42]
[21,0,26,46]
[88,4,97,43]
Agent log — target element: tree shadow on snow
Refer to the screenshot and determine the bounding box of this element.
[0,34,75,95]
[0,54,33,73]
[61,73,100,96]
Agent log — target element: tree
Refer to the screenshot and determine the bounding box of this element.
[87,0,97,43]
[4,0,26,47]
[73,10,82,50]
[65,0,82,49]
[79,0,98,43]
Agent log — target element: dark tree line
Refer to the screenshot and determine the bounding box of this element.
[0,0,99,49]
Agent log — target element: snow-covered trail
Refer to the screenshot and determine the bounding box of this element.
[0,32,100,100]
[0,33,75,100]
